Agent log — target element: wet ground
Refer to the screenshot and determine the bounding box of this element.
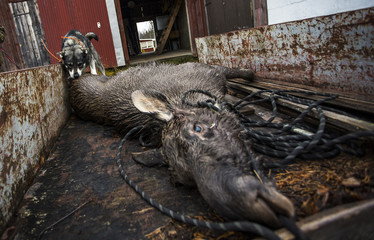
[3,110,374,240]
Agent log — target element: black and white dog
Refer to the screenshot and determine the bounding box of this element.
[58,29,106,79]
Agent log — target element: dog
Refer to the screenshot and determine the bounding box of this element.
[58,29,106,79]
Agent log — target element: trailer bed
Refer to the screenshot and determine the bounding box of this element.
[5,107,374,240]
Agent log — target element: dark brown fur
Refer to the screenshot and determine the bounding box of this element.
[69,62,294,227]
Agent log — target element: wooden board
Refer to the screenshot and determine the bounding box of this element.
[227,80,374,132]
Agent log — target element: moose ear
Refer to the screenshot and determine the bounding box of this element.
[131,90,174,122]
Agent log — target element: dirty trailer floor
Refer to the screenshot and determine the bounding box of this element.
[8,115,225,240]
[6,111,374,239]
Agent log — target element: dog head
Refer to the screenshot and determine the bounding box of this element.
[58,45,89,79]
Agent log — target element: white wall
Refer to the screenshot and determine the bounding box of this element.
[105,0,126,66]
[267,0,374,25]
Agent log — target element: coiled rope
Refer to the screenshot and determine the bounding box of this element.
[117,88,373,239]
[230,89,374,168]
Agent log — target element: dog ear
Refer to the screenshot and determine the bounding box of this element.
[82,47,88,54]
[57,50,64,58]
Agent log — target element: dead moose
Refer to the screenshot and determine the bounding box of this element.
[69,62,295,229]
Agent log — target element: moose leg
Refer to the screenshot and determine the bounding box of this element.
[131,148,165,167]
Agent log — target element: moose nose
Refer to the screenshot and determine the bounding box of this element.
[74,72,80,79]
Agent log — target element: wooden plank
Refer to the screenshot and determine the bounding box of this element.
[227,81,374,132]
[23,1,42,67]
[230,78,374,114]
[9,3,30,67]
[185,0,207,55]
[0,0,25,71]
[156,0,182,54]
[224,94,255,115]
[27,0,50,66]
[10,1,44,68]
[273,199,374,240]
[254,0,268,27]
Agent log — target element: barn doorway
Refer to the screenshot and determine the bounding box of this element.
[119,0,192,64]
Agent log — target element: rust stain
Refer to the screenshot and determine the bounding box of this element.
[0,64,70,233]
[196,8,374,103]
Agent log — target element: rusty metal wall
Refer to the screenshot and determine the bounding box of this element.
[196,8,374,107]
[37,0,117,68]
[0,64,70,233]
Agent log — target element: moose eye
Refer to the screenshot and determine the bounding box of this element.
[194,124,202,133]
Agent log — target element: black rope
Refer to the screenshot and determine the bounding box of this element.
[181,89,221,112]
[116,126,281,240]
[278,215,308,240]
[115,88,373,240]
[231,89,374,168]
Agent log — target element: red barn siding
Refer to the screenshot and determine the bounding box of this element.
[186,0,207,55]
[254,0,268,27]
[37,0,118,67]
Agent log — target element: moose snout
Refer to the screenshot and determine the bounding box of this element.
[193,158,295,228]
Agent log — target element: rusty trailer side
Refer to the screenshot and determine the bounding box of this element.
[196,7,374,113]
[195,7,374,238]
[0,65,70,234]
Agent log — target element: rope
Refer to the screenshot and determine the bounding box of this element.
[181,89,221,112]
[116,126,282,240]
[41,36,85,63]
[278,215,308,240]
[41,38,61,62]
[61,36,85,48]
[0,47,21,69]
[230,89,374,168]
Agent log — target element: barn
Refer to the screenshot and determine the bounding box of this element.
[0,0,268,71]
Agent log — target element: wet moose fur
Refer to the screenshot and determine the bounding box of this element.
[69,62,294,227]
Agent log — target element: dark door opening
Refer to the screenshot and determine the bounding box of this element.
[119,0,192,64]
